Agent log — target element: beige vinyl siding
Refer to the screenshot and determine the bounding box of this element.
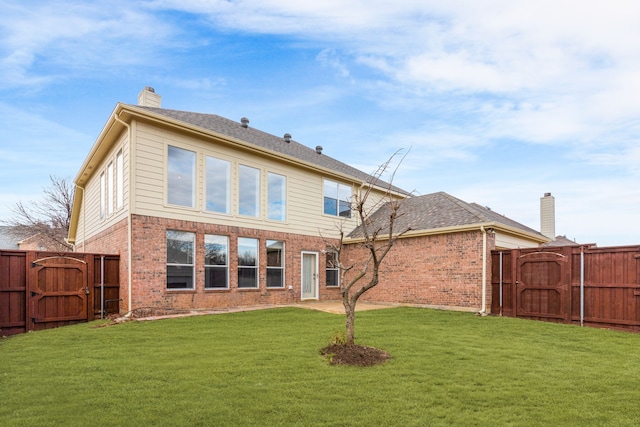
[495,232,541,249]
[76,132,130,246]
[131,122,381,238]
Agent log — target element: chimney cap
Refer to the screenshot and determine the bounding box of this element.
[544,192,552,197]
[241,117,249,128]
[145,86,155,93]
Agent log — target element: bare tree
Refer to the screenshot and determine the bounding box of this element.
[3,175,74,251]
[326,152,412,345]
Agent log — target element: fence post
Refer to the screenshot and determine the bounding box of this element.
[580,247,585,327]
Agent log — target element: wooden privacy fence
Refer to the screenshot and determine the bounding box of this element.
[492,245,640,331]
[0,250,119,336]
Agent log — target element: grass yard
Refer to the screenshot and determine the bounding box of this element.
[2,307,640,426]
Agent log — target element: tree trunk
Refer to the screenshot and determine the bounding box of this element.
[344,301,356,345]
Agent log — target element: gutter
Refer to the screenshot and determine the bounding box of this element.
[113,114,133,315]
[478,226,489,316]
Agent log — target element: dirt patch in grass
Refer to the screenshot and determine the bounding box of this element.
[321,344,391,366]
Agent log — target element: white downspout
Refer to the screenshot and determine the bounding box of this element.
[114,115,133,315]
[479,226,488,316]
[76,184,86,252]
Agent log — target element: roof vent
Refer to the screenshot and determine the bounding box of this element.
[241,117,249,128]
[283,133,292,143]
[315,145,323,154]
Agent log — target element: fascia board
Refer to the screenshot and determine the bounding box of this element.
[345,222,549,245]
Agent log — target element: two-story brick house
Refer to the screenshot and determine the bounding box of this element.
[67,87,548,315]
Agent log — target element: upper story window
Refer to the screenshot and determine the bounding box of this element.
[267,172,286,221]
[266,240,284,288]
[106,162,113,217]
[239,165,260,217]
[116,150,123,210]
[166,230,195,290]
[206,156,230,214]
[238,237,258,288]
[323,179,352,218]
[100,172,106,220]
[167,146,196,208]
[205,234,229,289]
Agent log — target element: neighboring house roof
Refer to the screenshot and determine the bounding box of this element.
[542,235,583,246]
[0,226,35,250]
[348,191,548,243]
[134,106,410,196]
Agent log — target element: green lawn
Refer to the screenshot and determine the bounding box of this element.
[2,307,640,426]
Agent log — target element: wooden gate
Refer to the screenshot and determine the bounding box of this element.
[516,251,570,323]
[0,250,119,336]
[492,245,640,331]
[28,255,89,332]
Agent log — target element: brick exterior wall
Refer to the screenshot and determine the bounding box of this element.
[85,214,342,313]
[81,218,130,311]
[80,215,495,314]
[341,230,495,312]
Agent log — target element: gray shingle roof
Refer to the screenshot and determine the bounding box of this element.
[349,191,544,238]
[134,106,410,195]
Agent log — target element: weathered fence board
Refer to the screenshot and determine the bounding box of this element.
[0,250,119,336]
[492,245,640,331]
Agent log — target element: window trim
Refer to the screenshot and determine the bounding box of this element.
[323,179,352,218]
[99,172,105,220]
[106,161,113,217]
[237,237,259,289]
[325,250,340,288]
[204,234,229,290]
[116,150,123,210]
[205,156,231,215]
[267,172,286,222]
[167,145,196,208]
[266,240,285,289]
[238,164,261,217]
[166,230,196,290]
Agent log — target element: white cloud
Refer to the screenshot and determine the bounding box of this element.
[0,1,174,88]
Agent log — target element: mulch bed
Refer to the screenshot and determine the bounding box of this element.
[321,344,391,366]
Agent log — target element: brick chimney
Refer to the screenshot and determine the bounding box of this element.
[138,86,161,108]
[540,192,556,240]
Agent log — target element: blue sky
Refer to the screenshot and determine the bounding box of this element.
[1,0,638,246]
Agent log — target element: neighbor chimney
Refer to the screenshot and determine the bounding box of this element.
[540,192,556,240]
[138,86,162,108]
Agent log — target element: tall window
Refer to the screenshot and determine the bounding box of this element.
[323,179,352,218]
[267,172,286,221]
[116,150,123,209]
[166,231,195,289]
[100,172,105,220]
[326,251,339,287]
[238,237,258,288]
[167,146,196,207]
[106,162,113,217]
[238,165,260,217]
[266,240,284,288]
[205,235,229,289]
[206,156,230,214]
